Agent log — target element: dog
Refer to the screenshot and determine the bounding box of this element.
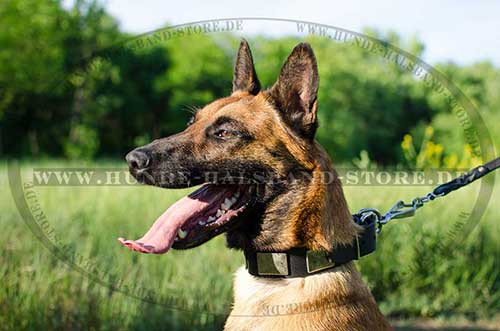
[120,40,391,331]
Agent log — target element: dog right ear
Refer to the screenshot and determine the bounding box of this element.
[232,39,261,95]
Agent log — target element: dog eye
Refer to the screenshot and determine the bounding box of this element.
[187,116,195,127]
[214,129,231,139]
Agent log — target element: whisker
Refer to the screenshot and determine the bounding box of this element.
[182,104,200,115]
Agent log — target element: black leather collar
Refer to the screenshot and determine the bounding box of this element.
[244,216,377,278]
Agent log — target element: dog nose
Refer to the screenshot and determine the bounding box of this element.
[126,149,151,170]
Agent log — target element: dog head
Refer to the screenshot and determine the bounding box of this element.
[120,40,356,255]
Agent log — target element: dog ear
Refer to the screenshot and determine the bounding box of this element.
[269,42,319,139]
[232,39,261,95]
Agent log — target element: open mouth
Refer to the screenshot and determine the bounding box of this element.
[118,184,254,254]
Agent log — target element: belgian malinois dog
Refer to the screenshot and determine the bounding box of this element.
[120,40,391,331]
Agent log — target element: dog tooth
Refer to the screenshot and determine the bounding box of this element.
[216,209,224,217]
[230,196,237,204]
[224,197,236,210]
[221,198,231,210]
[198,219,206,226]
[207,216,216,223]
[234,191,240,198]
[177,228,187,239]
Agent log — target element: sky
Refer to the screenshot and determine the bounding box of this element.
[65,0,500,66]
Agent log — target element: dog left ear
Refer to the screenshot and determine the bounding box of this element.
[232,39,261,95]
[269,42,319,139]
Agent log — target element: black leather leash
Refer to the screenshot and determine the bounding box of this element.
[366,156,500,234]
[245,157,500,278]
[433,157,500,196]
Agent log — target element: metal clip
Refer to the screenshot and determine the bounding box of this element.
[385,200,416,220]
[355,208,381,224]
[354,190,444,234]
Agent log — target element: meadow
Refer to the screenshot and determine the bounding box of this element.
[2,1,500,330]
[1,160,499,331]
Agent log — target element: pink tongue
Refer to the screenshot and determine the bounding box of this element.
[118,185,223,254]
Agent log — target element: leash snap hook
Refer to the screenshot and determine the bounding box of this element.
[386,200,416,220]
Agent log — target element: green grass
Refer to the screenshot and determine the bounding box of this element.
[1,160,499,331]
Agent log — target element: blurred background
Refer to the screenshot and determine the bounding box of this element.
[0,0,499,330]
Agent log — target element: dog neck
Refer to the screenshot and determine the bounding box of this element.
[225,144,390,330]
[226,141,360,254]
[225,263,390,331]
[264,141,359,251]
[301,142,360,250]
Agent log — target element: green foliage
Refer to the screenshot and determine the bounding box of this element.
[0,0,122,156]
[159,34,234,132]
[64,124,99,159]
[425,61,500,160]
[352,150,378,169]
[400,126,481,169]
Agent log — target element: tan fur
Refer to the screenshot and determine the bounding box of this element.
[225,265,390,331]
[187,91,390,330]
[173,43,392,330]
[224,138,391,331]
[128,41,391,329]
